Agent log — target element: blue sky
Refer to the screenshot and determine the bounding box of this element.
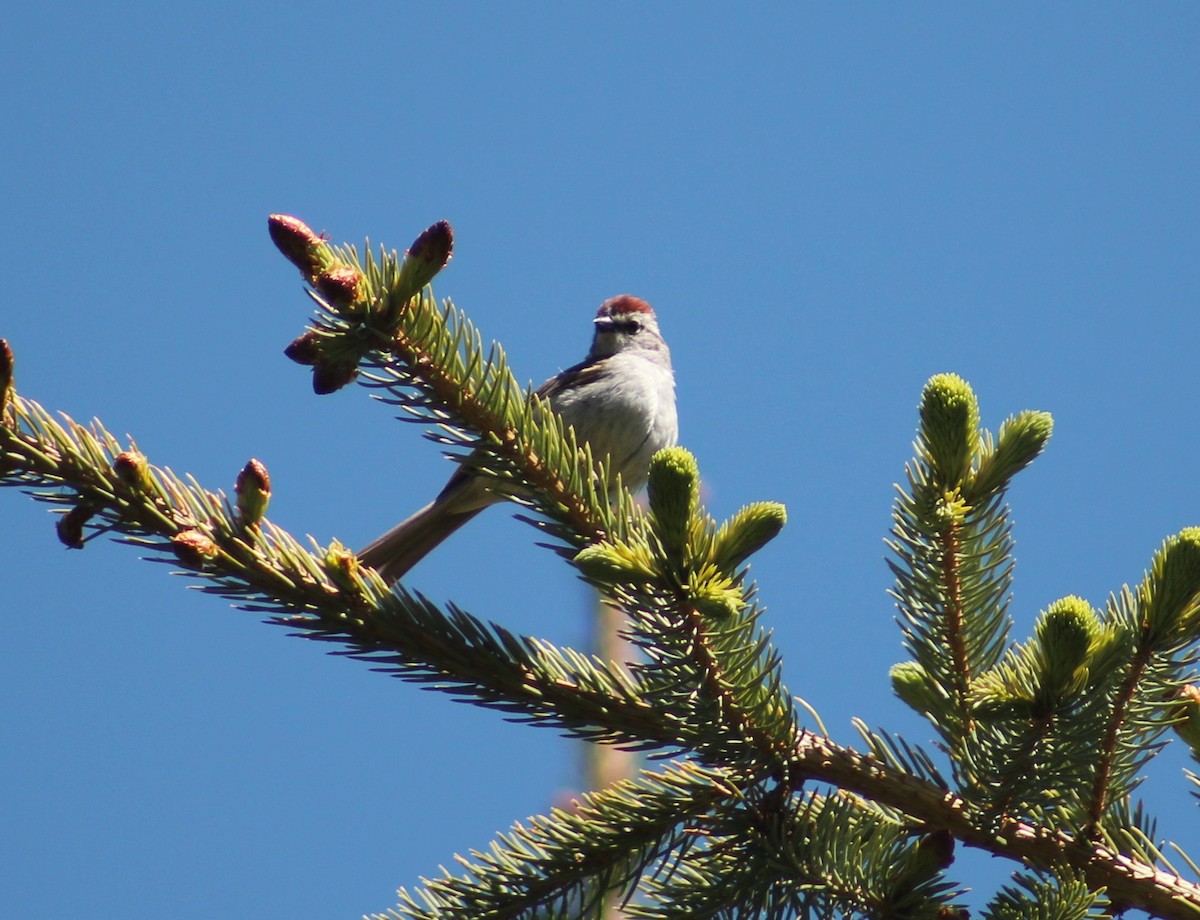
[2,4,1198,917]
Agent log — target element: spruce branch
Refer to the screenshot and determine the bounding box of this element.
[381,761,736,920]
[1083,532,1200,838]
[7,368,1200,913]
[786,731,1200,918]
[0,387,678,751]
[633,790,963,918]
[8,212,1200,917]
[940,519,972,721]
[964,596,1104,823]
[577,447,800,776]
[981,869,1111,919]
[0,351,794,773]
[888,375,1037,756]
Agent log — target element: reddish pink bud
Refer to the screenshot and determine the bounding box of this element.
[56,503,95,549]
[311,360,358,395]
[917,828,955,871]
[324,539,361,588]
[394,221,454,298]
[0,338,13,420]
[268,214,332,280]
[407,220,454,270]
[235,458,271,524]
[284,329,322,366]
[172,529,219,567]
[0,338,12,392]
[113,450,151,490]
[315,266,365,310]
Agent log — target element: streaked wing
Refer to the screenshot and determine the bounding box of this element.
[535,358,604,401]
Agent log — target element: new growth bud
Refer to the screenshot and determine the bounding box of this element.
[710,502,787,572]
[235,458,271,525]
[324,539,361,589]
[407,220,454,273]
[311,360,358,395]
[1173,684,1200,758]
[315,266,365,312]
[890,661,946,717]
[1035,596,1097,700]
[56,503,95,549]
[395,220,454,296]
[647,447,700,567]
[284,329,322,366]
[915,828,956,873]
[574,541,657,585]
[1143,528,1200,643]
[113,450,151,491]
[689,577,742,620]
[919,373,980,486]
[285,327,356,394]
[0,338,13,425]
[970,410,1054,500]
[172,529,219,567]
[268,214,335,281]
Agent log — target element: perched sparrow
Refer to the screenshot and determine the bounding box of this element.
[359,294,678,584]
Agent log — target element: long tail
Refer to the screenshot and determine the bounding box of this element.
[358,500,487,585]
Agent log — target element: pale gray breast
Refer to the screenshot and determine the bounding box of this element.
[551,351,677,490]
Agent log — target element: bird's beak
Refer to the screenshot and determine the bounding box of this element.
[593,316,615,330]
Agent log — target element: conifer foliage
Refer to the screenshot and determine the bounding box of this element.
[3,218,1200,917]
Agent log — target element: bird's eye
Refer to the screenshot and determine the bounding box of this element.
[622,319,643,334]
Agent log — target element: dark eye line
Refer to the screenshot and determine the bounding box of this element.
[615,319,643,334]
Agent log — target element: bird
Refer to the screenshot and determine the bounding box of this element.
[358,294,678,584]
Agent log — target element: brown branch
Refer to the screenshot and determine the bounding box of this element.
[679,592,796,773]
[791,730,1200,918]
[1085,643,1153,837]
[939,523,973,720]
[0,394,669,750]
